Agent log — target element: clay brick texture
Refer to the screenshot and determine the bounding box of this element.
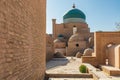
[46,34,54,62]
[0,0,46,80]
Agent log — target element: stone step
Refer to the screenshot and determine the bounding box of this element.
[83,63,111,80]
[46,73,93,78]
[101,65,120,76]
[49,78,93,80]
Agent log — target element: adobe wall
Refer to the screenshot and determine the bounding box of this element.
[67,41,86,56]
[46,34,54,61]
[108,45,116,67]
[81,57,97,66]
[94,32,120,65]
[55,48,66,55]
[115,45,120,68]
[82,32,120,66]
[54,43,66,48]
[108,45,120,68]
[53,22,90,40]
[0,0,46,80]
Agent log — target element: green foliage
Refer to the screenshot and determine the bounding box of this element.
[79,65,87,73]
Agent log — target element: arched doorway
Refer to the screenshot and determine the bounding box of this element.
[105,42,115,65]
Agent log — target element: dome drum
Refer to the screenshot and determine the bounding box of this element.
[64,18,86,23]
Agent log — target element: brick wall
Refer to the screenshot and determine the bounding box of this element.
[53,22,90,40]
[46,34,54,61]
[108,45,120,68]
[0,0,46,80]
[82,56,98,66]
[94,32,120,65]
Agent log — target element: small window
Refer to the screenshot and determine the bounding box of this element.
[76,44,79,47]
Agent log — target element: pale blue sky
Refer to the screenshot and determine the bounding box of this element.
[46,0,120,33]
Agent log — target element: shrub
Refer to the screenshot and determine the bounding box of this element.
[79,65,87,73]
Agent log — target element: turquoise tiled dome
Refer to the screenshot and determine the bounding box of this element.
[63,8,86,20]
[58,34,64,38]
[63,5,86,23]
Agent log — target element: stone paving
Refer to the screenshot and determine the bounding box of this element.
[83,63,120,80]
[46,57,82,74]
[46,57,120,80]
[46,57,93,80]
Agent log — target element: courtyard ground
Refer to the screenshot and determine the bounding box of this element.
[46,57,82,74]
[46,57,93,80]
[46,57,120,80]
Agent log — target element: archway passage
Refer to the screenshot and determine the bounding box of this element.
[105,43,115,65]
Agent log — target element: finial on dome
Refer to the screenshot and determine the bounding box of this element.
[72,3,76,8]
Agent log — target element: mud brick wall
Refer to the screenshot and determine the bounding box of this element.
[46,34,54,61]
[0,0,46,80]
